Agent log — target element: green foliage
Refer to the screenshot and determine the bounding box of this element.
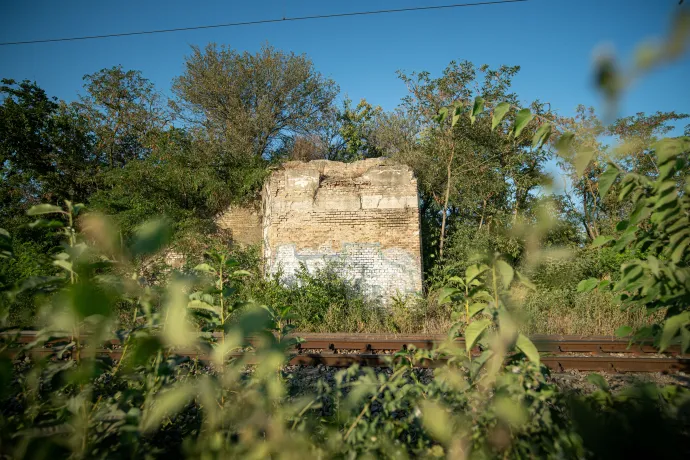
[172,43,339,159]
[238,262,388,333]
[1,202,689,458]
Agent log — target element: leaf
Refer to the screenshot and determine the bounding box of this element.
[162,280,195,348]
[493,395,527,427]
[468,303,486,318]
[435,107,449,125]
[437,287,461,305]
[27,204,64,216]
[654,137,690,165]
[232,270,251,277]
[470,96,484,125]
[466,263,488,283]
[586,373,609,392]
[491,102,511,131]
[660,312,690,352]
[495,259,514,288]
[531,123,552,149]
[141,382,197,432]
[70,282,112,319]
[515,271,536,290]
[129,335,163,368]
[614,326,633,337]
[187,300,220,316]
[28,219,64,229]
[451,105,462,127]
[555,132,575,154]
[512,108,533,137]
[193,263,216,274]
[670,237,690,263]
[53,259,74,274]
[130,219,173,258]
[420,401,452,443]
[577,278,599,293]
[465,319,491,353]
[681,327,690,354]
[515,333,539,364]
[574,148,595,176]
[598,164,620,198]
[647,255,660,277]
[591,235,613,248]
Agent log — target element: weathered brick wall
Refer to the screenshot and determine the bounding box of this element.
[215,205,262,246]
[262,158,423,302]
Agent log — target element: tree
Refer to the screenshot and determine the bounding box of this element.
[75,66,169,169]
[0,79,97,217]
[336,98,383,162]
[89,128,238,236]
[172,44,339,159]
[555,106,688,241]
[392,62,551,264]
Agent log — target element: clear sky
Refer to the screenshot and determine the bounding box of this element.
[1,0,688,131]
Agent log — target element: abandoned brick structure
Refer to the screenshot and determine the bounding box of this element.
[218,158,423,302]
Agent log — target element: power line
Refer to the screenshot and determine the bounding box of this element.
[0,1,528,47]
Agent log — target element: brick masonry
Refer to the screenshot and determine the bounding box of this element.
[215,205,262,246]
[261,158,423,303]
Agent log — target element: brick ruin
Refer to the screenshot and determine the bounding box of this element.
[216,158,423,302]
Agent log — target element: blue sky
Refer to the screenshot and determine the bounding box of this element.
[1,0,688,135]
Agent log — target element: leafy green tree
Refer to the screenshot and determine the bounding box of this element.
[74,66,169,169]
[336,98,383,162]
[89,128,246,236]
[555,106,688,241]
[392,62,552,266]
[0,79,97,215]
[172,44,339,159]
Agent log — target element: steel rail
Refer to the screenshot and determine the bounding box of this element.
[4,347,690,373]
[1,331,679,354]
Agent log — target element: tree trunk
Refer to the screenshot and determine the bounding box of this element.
[478,198,487,231]
[439,140,454,259]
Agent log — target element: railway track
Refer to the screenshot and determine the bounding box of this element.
[2,331,688,373]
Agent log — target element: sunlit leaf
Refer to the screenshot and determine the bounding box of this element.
[591,235,613,248]
[515,333,539,364]
[614,325,633,337]
[468,303,486,318]
[141,382,197,432]
[660,312,690,352]
[598,164,620,198]
[465,319,491,353]
[512,108,533,137]
[26,204,64,216]
[577,278,599,293]
[493,395,527,427]
[495,260,514,288]
[435,107,449,125]
[515,271,536,290]
[531,122,552,149]
[470,96,484,125]
[438,287,461,305]
[193,263,216,274]
[574,148,595,176]
[420,401,452,443]
[451,105,462,127]
[491,102,510,131]
[555,132,575,154]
